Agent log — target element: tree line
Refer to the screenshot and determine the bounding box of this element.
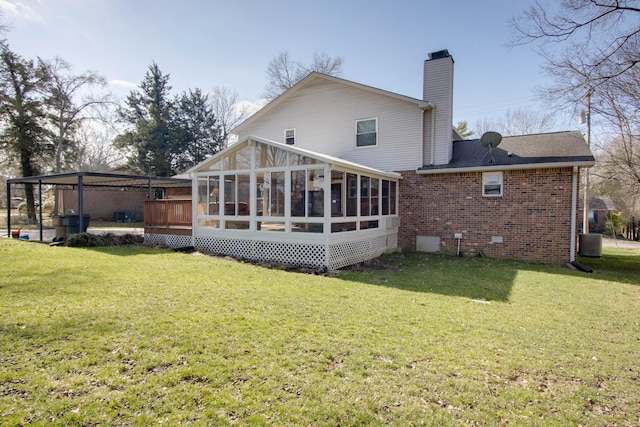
[511,0,640,227]
[0,21,344,221]
[0,42,246,220]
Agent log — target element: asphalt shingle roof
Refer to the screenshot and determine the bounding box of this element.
[419,130,595,172]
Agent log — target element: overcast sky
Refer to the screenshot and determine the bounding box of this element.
[0,0,578,133]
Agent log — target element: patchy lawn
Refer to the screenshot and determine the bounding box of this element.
[1,239,639,426]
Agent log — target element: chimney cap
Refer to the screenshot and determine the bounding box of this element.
[428,49,451,60]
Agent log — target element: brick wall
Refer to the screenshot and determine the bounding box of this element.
[397,168,577,264]
[62,187,148,220]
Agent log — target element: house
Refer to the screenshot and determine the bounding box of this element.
[578,196,616,233]
[147,49,595,268]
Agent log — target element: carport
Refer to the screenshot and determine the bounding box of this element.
[6,171,191,242]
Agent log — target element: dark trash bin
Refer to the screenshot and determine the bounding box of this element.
[63,214,90,235]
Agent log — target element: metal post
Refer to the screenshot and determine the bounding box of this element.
[78,175,84,232]
[38,180,43,241]
[6,181,10,238]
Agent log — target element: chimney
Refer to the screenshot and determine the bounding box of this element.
[423,49,454,165]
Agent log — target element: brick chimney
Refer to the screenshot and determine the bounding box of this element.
[423,49,454,165]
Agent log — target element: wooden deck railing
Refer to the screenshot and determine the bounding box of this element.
[144,200,192,233]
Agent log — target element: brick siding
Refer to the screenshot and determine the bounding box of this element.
[397,168,578,264]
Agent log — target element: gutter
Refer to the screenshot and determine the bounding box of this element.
[419,104,436,165]
[570,166,578,262]
[430,107,436,165]
[416,160,596,175]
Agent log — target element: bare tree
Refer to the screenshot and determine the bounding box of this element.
[73,121,125,171]
[42,57,114,215]
[43,57,113,174]
[263,50,344,100]
[590,84,640,217]
[473,107,557,136]
[210,86,248,146]
[513,1,640,219]
[512,0,640,108]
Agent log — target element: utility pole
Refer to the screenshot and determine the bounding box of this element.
[581,90,592,234]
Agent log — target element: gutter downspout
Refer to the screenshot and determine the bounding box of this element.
[430,106,436,165]
[570,166,578,262]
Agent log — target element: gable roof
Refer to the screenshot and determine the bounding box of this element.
[232,72,434,135]
[418,130,595,174]
[188,135,401,179]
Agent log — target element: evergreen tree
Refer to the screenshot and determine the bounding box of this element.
[0,42,51,221]
[173,88,223,172]
[115,62,176,176]
[454,121,474,139]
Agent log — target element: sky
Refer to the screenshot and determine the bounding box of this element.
[0,0,577,134]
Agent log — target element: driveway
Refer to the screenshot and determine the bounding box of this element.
[602,236,640,250]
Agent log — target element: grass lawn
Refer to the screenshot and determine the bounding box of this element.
[1,239,639,426]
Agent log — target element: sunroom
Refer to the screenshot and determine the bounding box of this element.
[188,136,400,270]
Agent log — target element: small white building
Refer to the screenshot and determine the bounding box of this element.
[186,136,400,270]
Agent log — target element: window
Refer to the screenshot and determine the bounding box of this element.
[223,174,250,216]
[285,129,295,145]
[360,176,370,216]
[381,180,397,215]
[356,118,377,147]
[483,172,503,196]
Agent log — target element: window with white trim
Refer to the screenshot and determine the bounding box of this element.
[483,171,503,196]
[285,128,295,145]
[356,118,377,147]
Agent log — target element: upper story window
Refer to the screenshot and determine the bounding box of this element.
[285,128,295,145]
[356,118,377,147]
[483,171,503,197]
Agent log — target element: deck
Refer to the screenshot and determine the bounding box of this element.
[144,200,192,236]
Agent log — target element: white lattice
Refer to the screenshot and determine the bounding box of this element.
[328,234,390,270]
[195,236,326,268]
[145,233,193,248]
[387,233,398,249]
[174,231,399,270]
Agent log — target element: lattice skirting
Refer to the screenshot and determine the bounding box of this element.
[328,234,394,270]
[195,237,326,268]
[151,232,398,270]
[145,233,193,248]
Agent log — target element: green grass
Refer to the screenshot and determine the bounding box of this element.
[1,240,639,426]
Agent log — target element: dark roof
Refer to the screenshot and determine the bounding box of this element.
[586,196,616,211]
[7,171,191,188]
[418,130,595,173]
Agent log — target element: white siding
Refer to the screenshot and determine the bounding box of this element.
[236,79,424,172]
[423,57,453,165]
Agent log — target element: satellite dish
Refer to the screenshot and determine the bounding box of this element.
[480,131,502,149]
[479,131,503,165]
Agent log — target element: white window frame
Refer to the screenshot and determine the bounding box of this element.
[482,171,503,197]
[285,128,295,145]
[355,118,378,148]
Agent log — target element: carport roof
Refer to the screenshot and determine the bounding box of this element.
[7,171,191,187]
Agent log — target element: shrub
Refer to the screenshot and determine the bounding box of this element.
[65,232,143,247]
